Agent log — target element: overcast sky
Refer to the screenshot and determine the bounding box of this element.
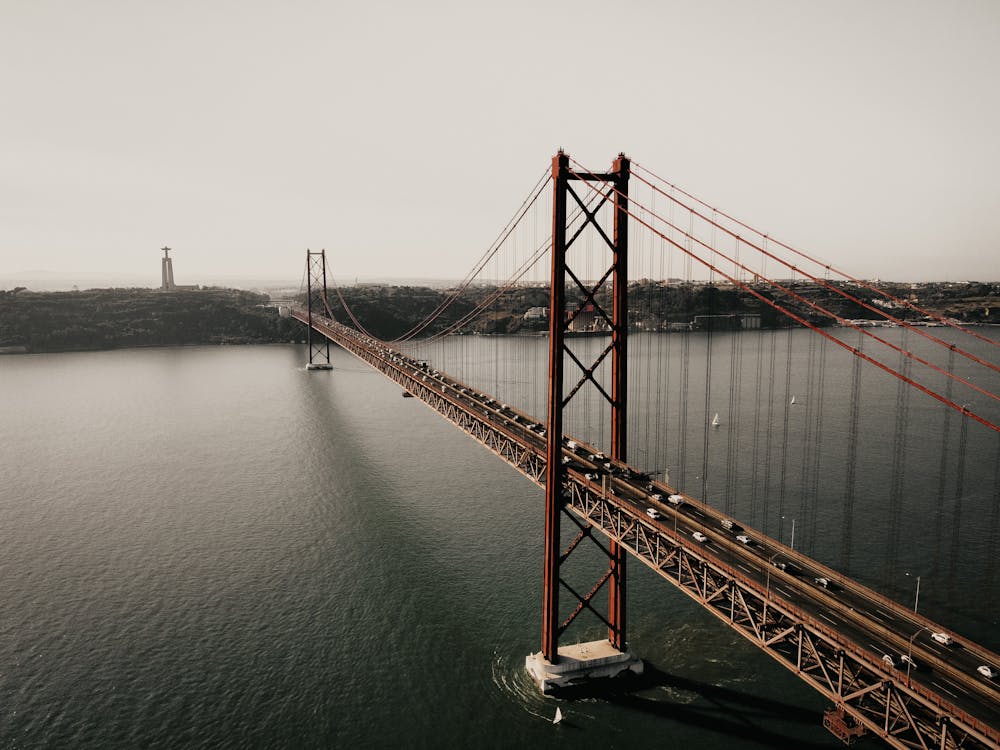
[2,0,998,286]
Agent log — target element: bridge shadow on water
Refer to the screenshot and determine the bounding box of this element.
[554,663,846,749]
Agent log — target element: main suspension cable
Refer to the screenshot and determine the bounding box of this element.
[565,164,1000,435]
[631,159,1000,354]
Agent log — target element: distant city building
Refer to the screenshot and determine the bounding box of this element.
[569,302,596,331]
[693,313,761,331]
[523,306,548,320]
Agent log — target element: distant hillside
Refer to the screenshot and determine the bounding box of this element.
[3,280,996,354]
[0,287,301,353]
[321,280,1000,340]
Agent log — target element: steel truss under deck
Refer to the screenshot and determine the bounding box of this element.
[293,310,999,750]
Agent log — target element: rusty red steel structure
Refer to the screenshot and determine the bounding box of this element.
[290,149,1000,748]
[292,308,1000,750]
[542,151,631,661]
[306,249,332,369]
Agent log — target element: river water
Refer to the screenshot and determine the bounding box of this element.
[1,336,996,748]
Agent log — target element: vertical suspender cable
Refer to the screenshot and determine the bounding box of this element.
[806,330,827,555]
[798,334,817,552]
[840,334,864,575]
[777,325,794,542]
[948,410,970,591]
[986,432,1000,616]
[885,330,911,587]
[932,346,956,575]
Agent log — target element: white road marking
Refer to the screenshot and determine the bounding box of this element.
[932,681,958,698]
[819,613,837,625]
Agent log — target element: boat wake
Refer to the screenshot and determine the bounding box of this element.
[490,649,603,723]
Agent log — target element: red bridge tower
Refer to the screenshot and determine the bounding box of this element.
[526,151,643,691]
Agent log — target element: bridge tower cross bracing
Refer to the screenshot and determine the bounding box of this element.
[305,249,334,371]
[528,150,642,691]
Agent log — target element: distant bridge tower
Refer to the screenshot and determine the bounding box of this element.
[526,151,643,691]
[305,249,333,370]
[160,246,175,290]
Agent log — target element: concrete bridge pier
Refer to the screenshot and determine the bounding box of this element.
[525,640,643,693]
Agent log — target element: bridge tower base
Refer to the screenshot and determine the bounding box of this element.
[526,640,643,694]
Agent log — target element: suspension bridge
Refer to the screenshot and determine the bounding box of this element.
[290,151,1000,749]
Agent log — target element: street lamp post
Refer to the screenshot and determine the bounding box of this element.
[762,552,780,642]
[781,515,796,551]
[905,572,921,614]
[906,627,931,685]
[764,553,781,601]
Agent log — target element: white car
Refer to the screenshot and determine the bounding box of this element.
[692,531,707,543]
[668,494,685,506]
[931,632,953,646]
[900,654,918,670]
[814,577,830,588]
[882,654,895,668]
[977,665,995,679]
[735,534,751,545]
[646,508,661,520]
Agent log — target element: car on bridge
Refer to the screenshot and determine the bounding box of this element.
[692,531,707,543]
[977,665,995,680]
[882,654,895,669]
[900,654,918,670]
[931,632,954,646]
[721,519,743,533]
[735,534,752,545]
[668,494,685,506]
[646,508,661,520]
[770,559,803,576]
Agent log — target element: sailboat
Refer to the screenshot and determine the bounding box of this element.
[711,413,720,428]
[553,707,563,724]
[790,395,797,405]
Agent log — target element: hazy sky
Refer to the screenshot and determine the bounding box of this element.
[2,0,998,285]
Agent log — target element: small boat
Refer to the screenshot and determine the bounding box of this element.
[711,413,720,427]
[553,707,563,724]
[790,395,796,405]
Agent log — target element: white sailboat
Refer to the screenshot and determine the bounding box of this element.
[790,395,797,405]
[553,707,563,724]
[711,413,720,428]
